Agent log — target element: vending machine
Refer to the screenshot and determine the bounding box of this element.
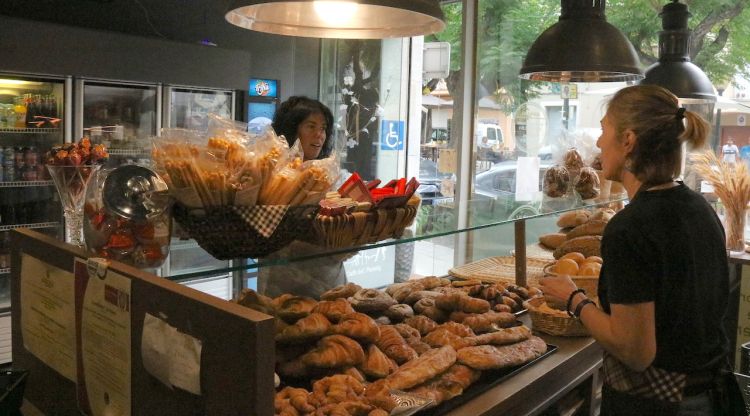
[247,78,279,132]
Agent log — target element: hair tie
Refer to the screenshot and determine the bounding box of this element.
[675,107,686,120]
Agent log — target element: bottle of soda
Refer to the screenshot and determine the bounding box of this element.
[23,147,38,181]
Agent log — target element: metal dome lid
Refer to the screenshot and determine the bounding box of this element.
[102,165,169,220]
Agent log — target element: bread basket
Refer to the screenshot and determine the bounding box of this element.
[542,262,599,298]
[524,297,589,337]
[172,202,318,259]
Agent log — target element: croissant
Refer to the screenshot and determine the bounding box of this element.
[385,345,457,390]
[404,315,438,336]
[470,325,531,346]
[313,298,355,323]
[434,293,490,314]
[274,295,318,323]
[359,344,398,379]
[417,276,449,290]
[330,313,381,344]
[320,282,362,301]
[312,374,365,405]
[375,325,418,364]
[434,321,475,337]
[462,311,518,333]
[409,364,480,406]
[393,323,421,342]
[341,366,367,383]
[363,379,398,412]
[423,328,475,350]
[404,290,441,306]
[275,312,331,344]
[275,386,315,413]
[302,335,365,368]
[348,289,397,314]
[235,288,275,315]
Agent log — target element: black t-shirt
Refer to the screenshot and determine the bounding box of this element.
[598,183,729,373]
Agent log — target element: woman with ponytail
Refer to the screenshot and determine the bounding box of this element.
[542,85,741,415]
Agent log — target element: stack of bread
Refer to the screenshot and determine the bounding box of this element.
[236,277,546,414]
[538,207,615,259]
[543,148,601,200]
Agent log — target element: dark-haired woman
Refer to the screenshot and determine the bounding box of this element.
[258,96,347,298]
[541,85,741,415]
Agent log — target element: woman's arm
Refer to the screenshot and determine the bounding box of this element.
[541,276,656,371]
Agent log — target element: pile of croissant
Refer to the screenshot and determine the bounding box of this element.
[236,277,546,416]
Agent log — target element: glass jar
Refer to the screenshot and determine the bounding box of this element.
[83,164,171,268]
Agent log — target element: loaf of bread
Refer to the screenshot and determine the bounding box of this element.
[556,210,591,228]
[553,235,602,259]
[566,219,607,239]
[539,232,568,249]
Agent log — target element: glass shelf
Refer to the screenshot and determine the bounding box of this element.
[0,127,60,134]
[108,148,150,156]
[0,180,53,188]
[0,222,60,232]
[163,193,626,281]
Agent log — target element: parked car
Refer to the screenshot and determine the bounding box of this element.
[473,160,554,218]
[417,158,453,205]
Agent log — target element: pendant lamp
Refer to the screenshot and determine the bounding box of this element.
[640,0,715,103]
[519,0,643,82]
[225,0,445,39]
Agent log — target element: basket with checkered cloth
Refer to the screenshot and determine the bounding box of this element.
[172,202,319,259]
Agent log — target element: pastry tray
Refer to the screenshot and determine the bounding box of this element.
[416,344,558,415]
[448,256,550,286]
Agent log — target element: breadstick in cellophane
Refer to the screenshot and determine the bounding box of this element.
[297,156,340,206]
[152,130,205,208]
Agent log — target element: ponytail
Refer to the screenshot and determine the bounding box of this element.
[681,110,709,150]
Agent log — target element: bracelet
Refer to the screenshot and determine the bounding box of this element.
[574,298,596,319]
[566,288,586,317]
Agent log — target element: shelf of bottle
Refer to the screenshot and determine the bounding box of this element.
[0,127,60,134]
[0,180,54,188]
[0,222,60,232]
[108,148,150,156]
[0,269,8,275]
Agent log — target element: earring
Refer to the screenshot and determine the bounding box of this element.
[624,158,633,172]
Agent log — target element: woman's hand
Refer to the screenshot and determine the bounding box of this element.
[539,273,579,304]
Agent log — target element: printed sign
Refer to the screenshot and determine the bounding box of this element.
[738,114,747,126]
[380,120,405,150]
[248,78,278,98]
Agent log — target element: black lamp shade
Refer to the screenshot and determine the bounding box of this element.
[519,1,643,82]
[641,61,715,102]
[225,0,445,39]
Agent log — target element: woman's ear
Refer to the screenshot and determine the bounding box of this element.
[622,129,637,153]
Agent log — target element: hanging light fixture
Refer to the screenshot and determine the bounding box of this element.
[519,0,643,82]
[640,0,715,103]
[225,0,445,39]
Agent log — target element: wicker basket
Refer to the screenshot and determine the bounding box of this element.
[525,297,589,337]
[449,256,548,285]
[306,198,419,248]
[543,263,600,297]
[172,202,318,259]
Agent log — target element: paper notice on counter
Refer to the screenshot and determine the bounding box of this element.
[20,254,77,382]
[515,156,541,201]
[74,258,131,416]
[141,313,203,395]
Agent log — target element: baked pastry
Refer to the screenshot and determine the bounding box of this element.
[384,304,415,322]
[313,298,355,323]
[456,336,547,370]
[312,374,365,405]
[302,335,365,368]
[409,364,480,406]
[591,154,603,170]
[556,209,591,228]
[348,289,397,314]
[342,366,367,384]
[331,313,380,344]
[393,323,421,341]
[470,325,531,346]
[543,166,571,198]
[413,298,449,322]
[404,315,438,336]
[235,288,275,315]
[505,285,530,300]
[359,344,398,379]
[423,328,475,350]
[434,293,490,314]
[274,295,318,324]
[275,312,332,344]
[374,315,392,325]
[403,290,441,306]
[375,325,419,364]
[417,276,449,290]
[575,166,600,200]
[563,148,585,176]
[434,321,475,337]
[385,346,457,390]
[275,386,315,414]
[493,303,512,313]
[320,282,363,301]
[463,311,517,332]
[364,379,398,412]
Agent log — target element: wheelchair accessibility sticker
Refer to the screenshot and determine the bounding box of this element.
[380,120,405,150]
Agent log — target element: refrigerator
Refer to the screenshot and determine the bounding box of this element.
[0,73,70,363]
[162,86,238,299]
[74,79,161,168]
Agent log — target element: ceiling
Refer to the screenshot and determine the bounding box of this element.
[0,0,270,50]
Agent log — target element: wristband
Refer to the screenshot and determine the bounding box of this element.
[573,298,596,319]
[566,288,586,317]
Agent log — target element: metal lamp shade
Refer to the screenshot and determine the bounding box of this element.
[519,1,643,82]
[641,61,715,102]
[225,0,445,39]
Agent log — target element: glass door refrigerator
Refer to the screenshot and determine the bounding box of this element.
[161,86,238,300]
[74,79,160,168]
[0,73,70,363]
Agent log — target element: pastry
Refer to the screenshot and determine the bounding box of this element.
[349,289,397,314]
[493,303,512,313]
[331,312,381,344]
[563,148,585,177]
[364,379,398,412]
[456,336,547,370]
[462,311,517,332]
[321,282,363,301]
[384,303,415,322]
[470,325,531,345]
[359,344,398,379]
[556,209,591,228]
[342,366,367,384]
[302,335,365,368]
[235,288,275,315]
[312,374,365,405]
[409,364,480,406]
[393,323,421,341]
[275,386,315,414]
[404,315,438,336]
[313,298,356,323]
[423,328,475,350]
[403,290,441,306]
[374,315,392,325]
[417,276,449,290]
[274,295,318,324]
[275,312,331,344]
[385,346,457,390]
[434,293,490,314]
[375,325,419,364]
[434,321,475,337]
[575,166,600,200]
[543,166,571,198]
[413,298,449,322]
